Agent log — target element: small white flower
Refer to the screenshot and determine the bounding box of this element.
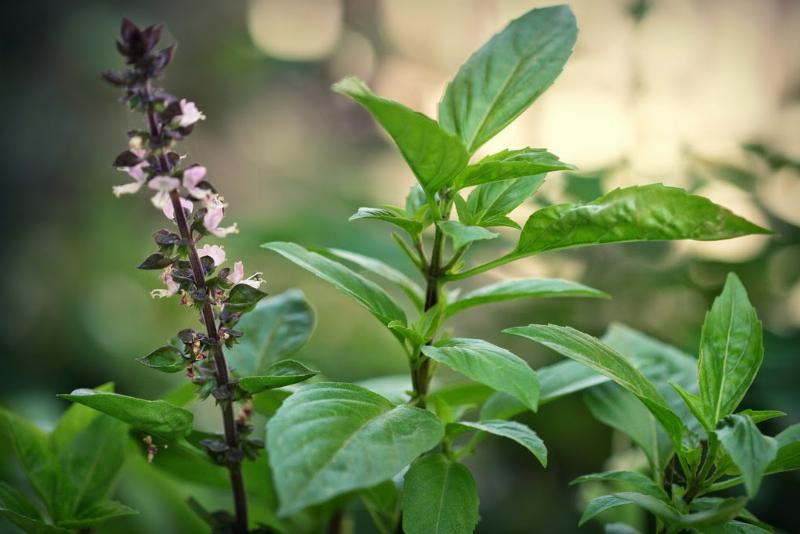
[178,99,205,127]
[148,175,181,212]
[113,150,149,197]
[229,261,263,289]
[182,165,210,199]
[197,244,226,266]
[151,266,180,298]
[162,196,194,220]
[202,194,238,237]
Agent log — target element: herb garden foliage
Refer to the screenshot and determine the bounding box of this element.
[510,274,800,533]
[262,4,772,533]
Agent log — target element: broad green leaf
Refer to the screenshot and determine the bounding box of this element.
[572,471,667,500]
[509,185,770,260]
[455,420,546,466]
[57,416,127,520]
[457,148,574,188]
[349,206,423,235]
[251,389,292,418]
[459,174,545,228]
[715,414,777,496]
[580,492,679,526]
[58,500,137,528]
[57,389,193,438]
[226,289,314,378]
[262,242,406,332]
[51,382,115,450]
[402,453,479,534]
[224,283,268,314]
[445,278,608,318]
[333,77,468,195]
[698,273,764,425]
[766,423,800,474]
[505,325,686,449]
[437,220,498,250]
[585,384,672,477]
[238,359,318,394]
[325,248,424,309]
[136,345,186,373]
[421,338,539,411]
[0,409,60,513]
[439,5,577,153]
[267,383,443,515]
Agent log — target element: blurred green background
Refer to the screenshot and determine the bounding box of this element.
[1,0,799,532]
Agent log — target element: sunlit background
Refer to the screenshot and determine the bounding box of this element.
[1,0,799,532]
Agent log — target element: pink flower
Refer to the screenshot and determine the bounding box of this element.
[113,148,150,197]
[151,266,180,298]
[203,194,238,237]
[162,196,194,220]
[229,261,263,289]
[182,165,210,199]
[148,175,181,212]
[178,99,205,127]
[197,244,226,266]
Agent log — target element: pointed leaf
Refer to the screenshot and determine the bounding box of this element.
[238,359,318,394]
[508,185,770,261]
[698,273,764,425]
[715,414,777,497]
[58,500,138,528]
[0,482,42,523]
[736,409,785,424]
[439,5,577,153]
[461,174,545,227]
[571,471,667,500]
[455,420,546,466]
[51,382,115,450]
[267,383,443,515]
[136,345,186,373]
[580,493,680,526]
[263,242,406,332]
[445,278,608,318]
[349,207,423,235]
[458,148,573,188]
[437,220,498,250]
[226,289,314,377]
[334,77,468,195]
[505,325,686,448]
[402,453,479,534]
[57,389,193,438]
[421,338,539,411]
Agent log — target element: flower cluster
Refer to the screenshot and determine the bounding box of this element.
[104,19,259,306]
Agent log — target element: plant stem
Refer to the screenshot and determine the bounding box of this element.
[146,98,248,532]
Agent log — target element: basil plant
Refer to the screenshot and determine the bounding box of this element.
[262,5,770,532]
[509,273,799,533]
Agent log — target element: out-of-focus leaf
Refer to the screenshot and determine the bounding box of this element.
[402,453,478,534]
[334,77,468,196]
[572,471,667,500]
[57,389,193,439]
[439,5,577,153]
[422,338,539,411]
[226,289,314,378]
[267,383,443,515]
[57,500,137,528]
[51,382,115,450]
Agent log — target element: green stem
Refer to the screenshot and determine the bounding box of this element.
[442,255,512,281]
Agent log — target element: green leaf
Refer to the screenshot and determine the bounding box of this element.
[458,148,574,188]
[57,415,127,519]
[460,174,545,228]
[455,420,547,466]
[445,278,608,318]
[580,493,679,526]
[402,453,479,534]
[136,345,186,373]
[737,409,785,424]
[333,77,468,195]
[505,325,686,449]
[251,390,292,418]
[226,289,314,378]
[57,389,193,439]
[349,206,423,235]
[510,185,770,261]
[437,220,498,250]
[0,409,60,514]
[325,248,424,309]
[715,414,777,497]
[58,500,137,528]
[698,521,772,534]
[698,273,764,426]
[0,506,68,534]
[421,338,539,411]
[51,382,115,451]
[0,482,44,529]
[765,423,800,474]
[262,242,406,332]
[238,359,318,394]
[439,5,577,153]
[267,383,444,515]
[571,471,667,500]
[224,283,268,314]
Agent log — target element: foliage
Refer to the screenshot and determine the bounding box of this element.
[508,274,797,533]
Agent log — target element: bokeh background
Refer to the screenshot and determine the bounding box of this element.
[1,0,799,532]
